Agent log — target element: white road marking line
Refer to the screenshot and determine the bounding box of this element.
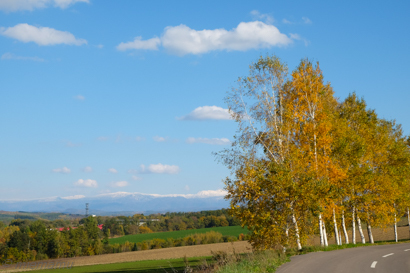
[405,249,410,251]
[383,253,394,257]
[371,261,377,268]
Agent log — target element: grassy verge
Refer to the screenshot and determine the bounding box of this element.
[25,256,213,273]
[109,226,249,245]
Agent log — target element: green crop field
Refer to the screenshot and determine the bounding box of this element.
[109,225,249,245]
[27,256,212,273]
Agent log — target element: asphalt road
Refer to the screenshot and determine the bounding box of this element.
[276,243,410,273]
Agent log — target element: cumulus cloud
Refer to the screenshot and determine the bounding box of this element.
[186,137,230,145]
[0,0,89,12]
[0,24,87,46]
[111,181,129,187]
[61,195,85,200]
[108,168,118,174]
[131,175,142,181]
[250,10,274,24]
[82,166,92,173]
[302,17,312,24]
[178,106,232,120]
[116,36,161,51]
[52,167,71,173]
[162,21,292,55]
[117,21,293,56]
[1,52,44,62]
[74,179,97,187]
[140,163,180,174]
[74,95,85,100]
[153,136,167,142]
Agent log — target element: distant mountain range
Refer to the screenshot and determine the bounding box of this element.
[0,190,230,216]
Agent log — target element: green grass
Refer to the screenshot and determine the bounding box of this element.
[25,256,212,273]
[109,226,249,245]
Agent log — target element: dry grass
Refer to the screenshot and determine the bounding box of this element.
[307,225,410,245]
[0,241,252,272]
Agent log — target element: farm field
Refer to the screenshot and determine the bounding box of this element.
[1,241,252,272]
[27,256,212,273]
[109,225,249,245]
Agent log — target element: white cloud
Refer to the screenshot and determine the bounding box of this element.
[116,36,161,51]
[61,194,85,200]
[118,21,293,56]
[186,137,230,145]
[1,52,44,62]
[74,95,85,100]
[131,175,142,181]
[0,0,89,12]
[97,136,109,141]
[96,44,104,49]
[135,136,145,141]
[179,106,232,120]
[153,136,167,142]
[128,169,137,174]
[162,21,292,55]
[140,163,180,174]
[250,10,274,24]
[99,189,227,199]
[108,168,118,174]
[0,24,87,46]
[74,179,97,187]
[52,167,71,173]
[83,166,92,173]
[65,141,81,147]
[111,181,129,187]
[282,19,293,24]
[302,17,312,24]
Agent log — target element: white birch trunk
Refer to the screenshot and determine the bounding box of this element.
[408,207,410,239]
[319,214,324,247]
[367,222,374,244]
[333,208,340,245]
[339,231,342,245]
[394,213,398,242]
[357,215,366,244]
[342,211,349,244]
[323,221,328,247]
[352,207,356,244]
[292,213,302,250]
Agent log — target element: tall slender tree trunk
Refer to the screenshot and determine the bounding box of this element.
[342,211,349,244]
[283,225,289,253]
[352,206,356,244]
[357,215,366,244]
[292,213,302,250]
[367,211,374,244]
[333,208,340,245]
[407,207,410,239]
[339,231,342,245]
[394,213,398,242]
[323,221,328,247]
[319,214,324,247]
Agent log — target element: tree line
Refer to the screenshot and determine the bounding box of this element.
[0,209,241,263]
[217,55,410,250]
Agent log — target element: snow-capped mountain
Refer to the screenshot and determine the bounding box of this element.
[0,190,230,215]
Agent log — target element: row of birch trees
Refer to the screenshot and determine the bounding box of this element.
[217,55,410,250]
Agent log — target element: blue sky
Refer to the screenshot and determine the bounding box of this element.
[0,0,409,201]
